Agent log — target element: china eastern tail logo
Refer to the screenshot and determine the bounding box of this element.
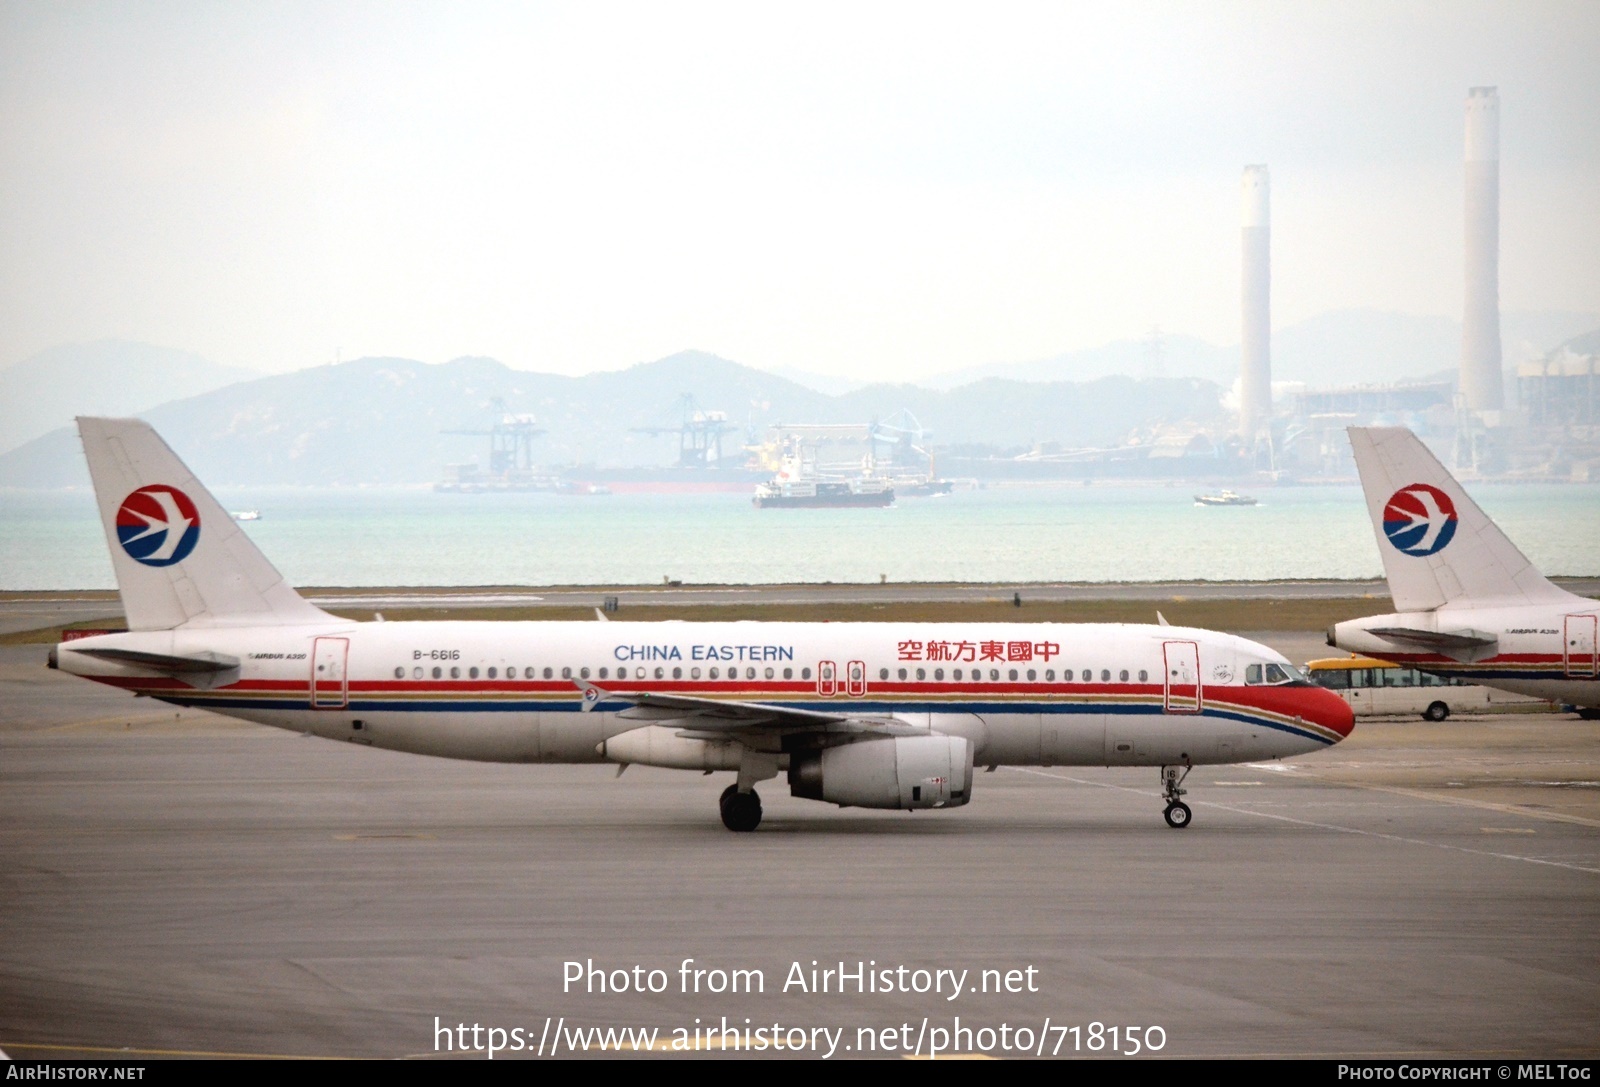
[116,485,201,566]
[1381,484,1458,556]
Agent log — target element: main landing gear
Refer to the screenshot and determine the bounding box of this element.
[720,784,763,832]
[1161,765,1192,829]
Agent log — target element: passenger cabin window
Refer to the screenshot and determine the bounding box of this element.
[412,667,423,679]
[1138,669,1148,682]
[916,668,926,681]
[394,667,404,679]
[673,667,682,679]
[1119,669,1128,682]
[709,667,720,679]
[488,667,497,679]
[1081,670,1091,682]
[934,668,944,681]
[562,667,572,679]
[801,667,812,680]
[469,667,479,679]
[783,668,793,680]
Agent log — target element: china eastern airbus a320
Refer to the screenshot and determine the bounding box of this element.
[1330,426,1598,716]
[52,418,1353,831]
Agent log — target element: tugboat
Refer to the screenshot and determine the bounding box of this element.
[1193,489,1258,507]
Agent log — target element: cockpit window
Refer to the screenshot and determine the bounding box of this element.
[1246,662,1309,686]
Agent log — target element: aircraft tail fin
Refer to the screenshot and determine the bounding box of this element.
[1347,426,1573,612]
[77,418,335,631]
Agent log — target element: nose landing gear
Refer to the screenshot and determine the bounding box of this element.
[1161,765,1192,829]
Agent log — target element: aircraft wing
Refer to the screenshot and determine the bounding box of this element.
[576,683,924,736]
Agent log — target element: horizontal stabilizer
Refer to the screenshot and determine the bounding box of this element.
[72,647,241,673]
[1364,626,1500,663]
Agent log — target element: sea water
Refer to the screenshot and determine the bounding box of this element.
[2,483,1595,590]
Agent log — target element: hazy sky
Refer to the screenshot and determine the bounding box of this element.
[2,1,1597,381]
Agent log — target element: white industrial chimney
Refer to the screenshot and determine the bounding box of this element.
[1240,165,1271,441]
[1461,87,1503,412]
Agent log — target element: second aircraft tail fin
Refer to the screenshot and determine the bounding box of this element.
[78,417,336,631]
[1347,426,1573,612]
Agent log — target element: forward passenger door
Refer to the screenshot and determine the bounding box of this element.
[1162,641,1202,713]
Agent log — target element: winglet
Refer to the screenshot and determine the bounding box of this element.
[575,680,608,712]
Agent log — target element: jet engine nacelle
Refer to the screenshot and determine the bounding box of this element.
[788,735,974,810]
[599,725,743,771]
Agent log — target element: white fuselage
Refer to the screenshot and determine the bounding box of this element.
[58,619,1354,768]
[1333,602,1600,708]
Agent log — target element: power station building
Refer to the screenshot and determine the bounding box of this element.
[1239,165,1272,447]
[1461,86,1504,415]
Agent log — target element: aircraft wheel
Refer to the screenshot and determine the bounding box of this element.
[1163,802,1192,829]
[1579,708,1600,721]
[1424,701,1450,722]
[719,784,739,806]
[721,789,762,832]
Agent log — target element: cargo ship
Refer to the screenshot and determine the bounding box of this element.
[752,476,895,509]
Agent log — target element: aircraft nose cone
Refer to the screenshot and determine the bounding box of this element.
[1314,687,1356,740]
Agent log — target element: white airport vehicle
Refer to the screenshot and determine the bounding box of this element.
[52,418,1354,832]
[1330,427,1600,716]
[1303,656,1555,721]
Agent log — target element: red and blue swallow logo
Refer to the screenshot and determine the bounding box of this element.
[116,486,201,567]
[1381,484,1458,557]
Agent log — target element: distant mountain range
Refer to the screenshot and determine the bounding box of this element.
[0,352,1224,487]
[3,308,1594,487]
[919,308,1598,389]
[0,341,260,455]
